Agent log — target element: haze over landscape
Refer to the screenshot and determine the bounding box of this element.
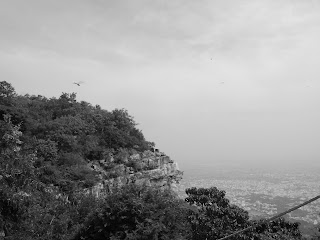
[1,0,320,173]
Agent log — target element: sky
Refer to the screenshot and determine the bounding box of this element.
[1,0,320,174]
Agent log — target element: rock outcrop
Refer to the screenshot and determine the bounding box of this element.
[88,150,183,197]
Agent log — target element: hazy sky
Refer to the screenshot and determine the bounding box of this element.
[1,0,320,172]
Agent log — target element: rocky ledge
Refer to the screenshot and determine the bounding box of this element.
[86,150,183,197]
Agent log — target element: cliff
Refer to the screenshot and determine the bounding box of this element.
[87,150,183,197]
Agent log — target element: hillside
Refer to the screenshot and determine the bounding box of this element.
[0,81,316,240]
[0,81,183,191]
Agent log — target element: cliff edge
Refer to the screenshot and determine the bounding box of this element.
[87,149,183,197]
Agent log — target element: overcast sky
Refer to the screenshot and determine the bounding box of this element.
[1,0,320,173]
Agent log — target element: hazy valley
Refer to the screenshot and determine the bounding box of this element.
[178,164,320,235]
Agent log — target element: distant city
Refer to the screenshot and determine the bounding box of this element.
[178,165,320,235]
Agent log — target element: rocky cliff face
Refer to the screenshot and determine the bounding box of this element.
[87,150,183,197]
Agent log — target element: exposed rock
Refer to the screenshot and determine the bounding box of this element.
[87,150,183,197]
[130,153,140,161]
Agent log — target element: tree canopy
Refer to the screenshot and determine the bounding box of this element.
[0,81,315,240]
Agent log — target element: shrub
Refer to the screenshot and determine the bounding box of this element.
[72,184,191,240]
[57,153,86,166]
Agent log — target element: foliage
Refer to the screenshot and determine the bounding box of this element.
[185,186,302,240]
[0,114,37,238]
[72,184,191,240]
[0,81,157,239]
[253,218,301,239]
[0,81,310,240]
[0,81,16,106]
[0,114,100,239]
[185,187,250,240]
[0,81,152,193]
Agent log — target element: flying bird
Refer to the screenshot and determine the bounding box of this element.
[73,81,84,86]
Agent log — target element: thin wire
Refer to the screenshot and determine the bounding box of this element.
[217,194,320,240]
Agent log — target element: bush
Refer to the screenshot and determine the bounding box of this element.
[72,184,191,240]
[185,187,302,240]
[38,165,62,184]
[57,153,86,166]
[67,165,98,188]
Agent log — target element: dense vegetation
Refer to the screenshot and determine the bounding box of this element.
[0,81,318,239]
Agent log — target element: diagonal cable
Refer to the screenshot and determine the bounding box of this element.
[217,194,320,240]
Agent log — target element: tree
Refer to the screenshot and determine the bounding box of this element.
[0,114,37,238]
[185,187,302,240]
[0,81,17,123]
[0,114,100,240]
[185,187,250,240]
[0,81,16,105]
[72,184,191,240]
